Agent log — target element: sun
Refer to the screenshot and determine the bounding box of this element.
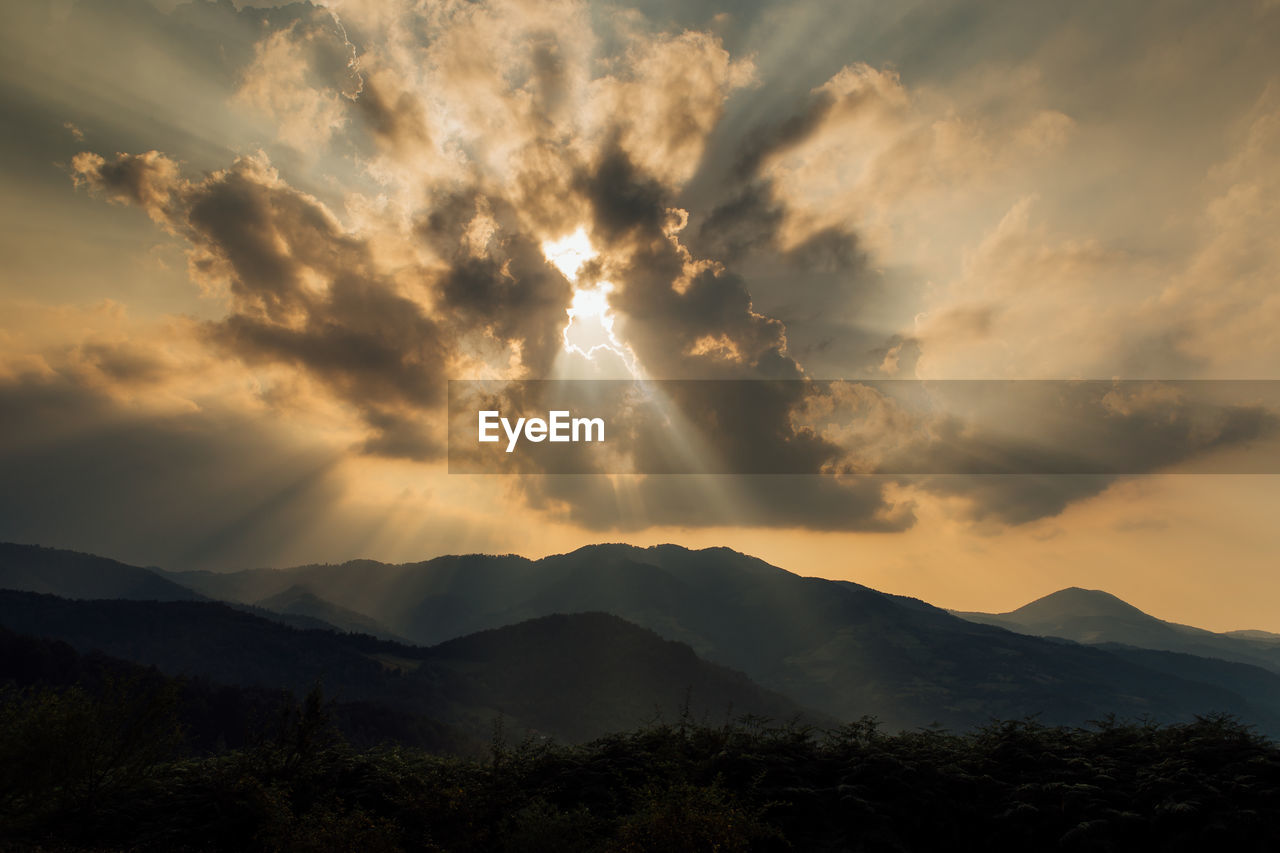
[562,279,620,357]
[541,227,639,376]
[541,226,596,281]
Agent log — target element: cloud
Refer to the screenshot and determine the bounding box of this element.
[706,61,1074,260]
[70,150,182,225]
[911,197,1171,379]
[1154,87,1280,375]
[910,81,1280,384]
[234,12,362,150]
[47,0,1280,545]
[353,68,432,158]
[73,150,452,458]
[592,28,756,187]
[515,473,914,533]
[792,380,1280,525]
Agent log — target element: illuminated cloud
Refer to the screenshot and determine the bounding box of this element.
[234,15,362,150]
[2,0,1278,568]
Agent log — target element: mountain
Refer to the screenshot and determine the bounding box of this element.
[0,542,400,639]
[1225,629,1280,643]
[954,587,1280,673]
[155,542,1280,733]
[1096,643,1280,712]
[0,624,474,754]
[0,590,820,744]
[15,541,1280,734]
[0,542,202,601]
[420,611,817,737]
[255,584,404,641]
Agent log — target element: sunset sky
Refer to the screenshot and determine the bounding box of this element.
[2,0,1278,631]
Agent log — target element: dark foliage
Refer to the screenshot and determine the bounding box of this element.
[0,593,820,744]
[2,668,1279,851]
[0,626,478,757]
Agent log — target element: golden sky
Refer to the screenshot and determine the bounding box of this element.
[1,0,1278,631]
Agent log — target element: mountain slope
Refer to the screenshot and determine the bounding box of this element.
[18,542,1280,734]
[0,590,822,743]
[954,587,1280,673]
[0,542,404,639]
[163,543,1280,732]
[420,611,817,737]
[0,624,476,754]
[256,584,404,641]
[0,542,203,601]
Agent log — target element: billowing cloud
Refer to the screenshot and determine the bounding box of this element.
[73,150,454,458]
[234,12,362,149]
[1155,86,1280,375]
[1,0,1276,562]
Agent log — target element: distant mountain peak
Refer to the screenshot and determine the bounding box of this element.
[953,585,1280,677]
[1013,587,1149,619]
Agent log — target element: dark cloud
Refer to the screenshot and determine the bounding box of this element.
[353,70,432,155]
[686,89,889,384]
[631,381,837,473]
[75,151,451,459]
[528,31,572,118]
[421,192,572,378]
[696,182,784,263]
[73,147,585,461]
[616,249,799,380]
[731,89,836,180]
[69,149,179,213]
[570,142,807,384]
[861,335,921,377]
[578,139,671,241]
[879,382,1280,524]
[786,226,864,273]
[75,341,171,384]
[517,473,914,533]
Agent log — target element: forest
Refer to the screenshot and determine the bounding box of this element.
[3,628,1279,852]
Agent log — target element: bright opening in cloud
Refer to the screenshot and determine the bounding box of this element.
[542,228,639,375]
[562,280,633,365]
[568,282,611,322]
[541,227,597,281]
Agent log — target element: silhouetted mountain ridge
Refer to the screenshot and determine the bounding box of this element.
[954,587,1280,674]
[10,542,1280,734]
[0,590,819,743]
[0,542,202,602]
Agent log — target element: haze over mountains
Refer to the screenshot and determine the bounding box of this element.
[4,541,1280,742]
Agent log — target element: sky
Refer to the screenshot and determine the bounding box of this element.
[1,0,1279,631]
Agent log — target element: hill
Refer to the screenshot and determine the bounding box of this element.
[46,541,1280,733]
[255,584,405,641]
[0,542,202,601]
[0,590,820,743]
[0,542,400,639]
[954,587,1280,673]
